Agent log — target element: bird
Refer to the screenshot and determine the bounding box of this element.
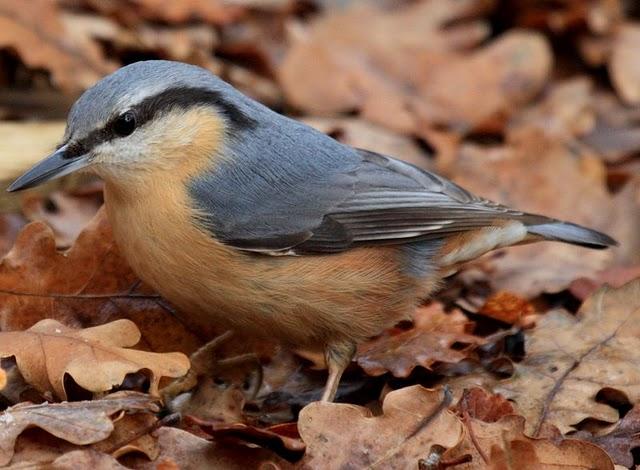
[8,60,616,402]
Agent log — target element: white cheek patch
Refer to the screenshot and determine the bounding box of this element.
[440,222,528,266]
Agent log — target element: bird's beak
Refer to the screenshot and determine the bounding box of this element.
[7,144,90,192]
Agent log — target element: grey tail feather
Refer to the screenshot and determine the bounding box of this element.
[526,221,618,250]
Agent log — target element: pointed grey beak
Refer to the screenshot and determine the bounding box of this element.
[7,144,90,192]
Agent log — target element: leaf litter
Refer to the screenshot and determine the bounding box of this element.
[0,0,640,468]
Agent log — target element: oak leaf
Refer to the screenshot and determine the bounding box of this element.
[0,0,115,91]
[130,427,290,470]
[0,208,202,355]
[573,404,640,468]
[298,385,463,468]
[443,415,614,469]
[357,303,483,377]
[0,392,159,466]
[494,279,640,435]
[0,318,189,399]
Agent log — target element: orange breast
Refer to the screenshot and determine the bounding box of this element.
[104,177,430,349]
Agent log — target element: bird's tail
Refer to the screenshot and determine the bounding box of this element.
[525,220,617,249]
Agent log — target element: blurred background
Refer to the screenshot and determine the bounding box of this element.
[0,0,638,297]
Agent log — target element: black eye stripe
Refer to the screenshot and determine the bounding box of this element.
[63,86,257,159]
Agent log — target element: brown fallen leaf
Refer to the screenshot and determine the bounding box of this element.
[279,0,498,133]
[455,388,515,423]
[0,121,66,182]
[609,23,640,105]
[357,303,483,377]
[0,318,189,399]
[494,278,640,435]
[47,449,128,469]
[0,0,115,91]
[129,427,291,470]
[185,416,305,460]
[442,415,614,470]
[298,386,463,468]
[569,265,640,301]
[81,0,246,25]
[0,215,24,264]
[573,404,640,468]
[0,392,159,466]
[478,291,535,325]
[0,208,203,355]
[21,183,103,249]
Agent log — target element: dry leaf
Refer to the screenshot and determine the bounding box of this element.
[569,265,640,301]
[455,388,515,423]
[443,415,614,470]
[298,386,463,468]
[279,0,498,133]
[0,121,66,181]
[46,449,128,469]
[130,427,290,470]
[185,416,305,459]
[0,0,114,91]
[610,23,640,104]
[81,0,246,25]
[357,303,483,377]
[0,369,5,391]
[0,392,159,466]
[21,184,103,249]
[573,404,640,468]
[478,291,535,325]
[0,318,189,399]
[0,208,203,355]
[495,279,640,435]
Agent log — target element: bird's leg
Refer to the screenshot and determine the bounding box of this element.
[321,340,356,402]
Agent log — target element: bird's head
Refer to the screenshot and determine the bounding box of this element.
[8,60,259,192]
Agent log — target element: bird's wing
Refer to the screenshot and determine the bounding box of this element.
[188,135,552,255]
[291,149,549,253]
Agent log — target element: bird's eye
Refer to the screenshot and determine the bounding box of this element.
[113,111,136,137]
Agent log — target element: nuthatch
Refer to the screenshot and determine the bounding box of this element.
[9,61,616,402]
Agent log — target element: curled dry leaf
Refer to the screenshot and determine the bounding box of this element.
[0,0,115,91]
[0,318,189,399]
[443,415,614,470]
[131,427,290,470]
[298,385,463,468]
[357,303,483,377]
[495,279,640,435]
[0,392,159,466]
[573,404,640,468]
[0,208,202,355]
[185,416,305,460]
